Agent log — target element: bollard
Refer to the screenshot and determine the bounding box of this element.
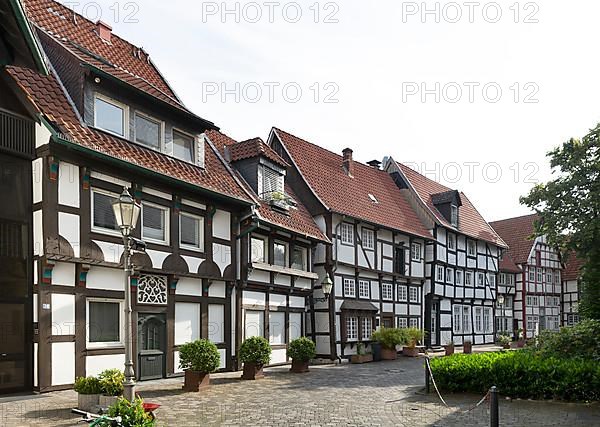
[425,359,431,394]
[490,386,499,427]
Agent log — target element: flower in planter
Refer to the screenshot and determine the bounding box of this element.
[98,369,125,397]
[106,397,156,427]
[178,339,221,374]
[287,337,316,362]
[240,336,272,366]
[371,327,407,350]
[403,327,424,349]
[74,376,102,395]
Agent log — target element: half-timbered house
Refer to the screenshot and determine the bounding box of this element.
[267,128,432,360]
[561,254,583,326]
[490,214,563,338]
[384,159,507,348]
[207,131,329,367]
[496,253,520,337]
[7,0,254,392]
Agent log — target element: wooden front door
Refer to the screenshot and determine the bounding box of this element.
[137,314,166,380]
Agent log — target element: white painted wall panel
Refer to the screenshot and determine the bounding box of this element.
[295,278,311,289]
[93,240,124,264]
[173,351,182,373]
[208,304,225,343]
[52,262,75,286]
[212,209,231,240]
[269,294,286,307]
[51,293,75,336]
[58,212,80,258]
[218,349,226,369]
[213,243,231,274]
[33,210,43,256]
[175,303,200,345]
[181,255,203,274]
[315,312,330,333]
[52,342,75,385]
[271,348,287,364]
[274,274,291,287]
[175,277,202,296]
[32,158,43,204]
[289,313,302,340]
[58,162,80,208]
[289,296,305,308]
[87,266,124,291]
[248,269,270,283]
[146,249,170,269]
[86,354,125,377]
[208,281,226,298]
[243,291,266,306]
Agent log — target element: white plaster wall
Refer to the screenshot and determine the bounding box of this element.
[51,294,75,336]
[92,240,124,264]
[90,171,130,187]
[33,210,43,256]
[175,303,200,345]
[182,255,203,274]
[175,277,202,296]
[52,262,75,286]
[295,278,311,290]
[274,275,291,287]
[316,336,329,355]
[208,281,226,298]
[269,294,286,307]
[58,162,80,208]
[35,122,51,148]
[212,209,231,240]
[86,354,125,377]
[213,243,231,274]
[33,342,38,387]
[243,290,266,306]
[289,313,303,340]
[58,212,80,258]
[271,348,287,364]
[208,304,225,343]
[314,312,330,333]
[248,269,270,283]
[289,296,305,308]
[218,349,226,369]
[173,351,183,373]
[146,249,170,269]
[87,266,124,291]
[32,158,43,204]
[52,342,75,385]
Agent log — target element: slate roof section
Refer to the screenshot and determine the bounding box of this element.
[206,130,328,242]
[390,160,507,247]
[228,137,289,167]
[272,128,432,240]
[7,66,251,203]
[563,252,584,281]
[489,214,539,265]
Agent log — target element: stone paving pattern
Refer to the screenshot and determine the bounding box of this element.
[1,357,599,426]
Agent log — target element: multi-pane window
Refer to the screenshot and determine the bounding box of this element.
[450,204,458,227]
[447,233,455,250]
[536,268,543,283]
[397,318,408,328]
[361,228,374,250]
[465,271,473,286]
[546,315,560,331]
[250,236,267,263]
[436,265,445,282]
[173,130,195,163]
[547,296,560,307]
[499,273,506,285]
[409,287,419,303]
[362,317,373,340]
[446,268,454,284]
[567,314,579,326]
[180,212,204,251]
[394,247,405,275]
[454,305,472,334]
[477,272,485,287]
[546,271,553,284]
[504,296,513,308]
[467,240,476,256]
[456,270,463,285]
[346,316,358,341]
[487,273,496,288]
[526,295,539,306]
[91,189,119,233]
[340,223,354,245]
[273,241,288,267]
[397,285,408,302]
[411,243,421,261]
[94,94,127,136]
[528,269,536,282]
[483,307,492,333]
[462,306,472,333]
[135,112,161,150]
[474,307,483,333]
[409,318,419,328]
[142,202,169,244]
[382,283,393,301]
[343,278,356,298]
[554,272,561,285]
[506,274,514,285]
[88,300,122,346]
[358,280,370,299]
[526,315,539,333]
[453,306,462,334]
[291,246,307,270]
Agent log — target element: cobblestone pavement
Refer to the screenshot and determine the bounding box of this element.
[1,357,599,426]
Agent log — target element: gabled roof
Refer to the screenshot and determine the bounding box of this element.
[489,214,539,264]
[389,159,507,247]
[498,252,521,273]
[206,130,328,242]
[228,137,289,167]
[563,252,584,281]
[7,66,251,203]
[272,128,432,240]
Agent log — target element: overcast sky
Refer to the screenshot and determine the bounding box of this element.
[61,0,600,221]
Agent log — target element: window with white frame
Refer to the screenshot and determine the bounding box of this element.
[397,285,408,302]
[361,228,374,250]
[341,223,354,245]
[483,307,492,333]
[547,271,553,284]
[343,278,356,298]
[87,299,123,348]
[269,312,285,344]
[91,188,119,233]
[477,272,485,287]
[474,307,483,333]
[346,316,358,341]
[446,268,454,284]
[447,233,455,250]
[436,265,445,282]
[173,129,195,163]
[409,287,419,303]
[358,280,370,299]
[451,205,459,227]
[526,295,539,306]
[526,315,539,333]
[134,112,162,150]
[409,318,419,328]
[567,314,579,326]
[499,273,506,285]
[548,296,560,307]
[528,269,536,282]
[506,274,514,285]
[536,268,543,283]
[94,93,127,137]
[382,283,393,301]
[465,271,473,286]
[546,315,560,331]
[504,296,513,308]
[411,242,422,261]
[250,236,267,263]
[554,272,560,284]
[456,270,463,286]
[273,241,288,267]
[467,240,476,256]
[453,305,462,334]
[258,164,284,197]
[291,246,308,270]
[362,317,373,340]
[462,306,472,333]
[180,212,204,251]
[142,202,169,244]
[397,317,408,328]
[487,273,496,288]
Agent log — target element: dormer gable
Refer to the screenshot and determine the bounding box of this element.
[431,190,462,228]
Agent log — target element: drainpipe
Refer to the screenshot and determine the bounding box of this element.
[329,216,345,361]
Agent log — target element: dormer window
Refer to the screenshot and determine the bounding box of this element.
[94,93,127,137]
[173,130,195,163]
[451,204,458,227]
[259,164,284,197]
[135,112,162,150]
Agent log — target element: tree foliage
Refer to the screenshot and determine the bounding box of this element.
[521,123,600,319]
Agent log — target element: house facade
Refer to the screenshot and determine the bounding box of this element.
[268,128,431,360]
[384,159,507,347]
[490,214,563,339]
[561,254,583,326]
[496,253,520,336]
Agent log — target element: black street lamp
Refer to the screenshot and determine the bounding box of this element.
[312,274,333,303]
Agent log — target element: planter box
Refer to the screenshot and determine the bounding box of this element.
[78,393,100,412]
[351,354,373,364]
[517,340,525,348]
[502,343,511,349]
[182,370,210,392]
[241,362,264,380]
[402,346,419,357]
[381,348,397,360]
[463,341,473,354]
[444,345,455,356]
[290,360,310,373]
[99,395,119,408]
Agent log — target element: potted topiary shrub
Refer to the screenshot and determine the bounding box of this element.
[371,327,406,360]
[98,368,124,408]
[351,342,373,364]
[498,334,512,349]
[402,327,423,357]
[444,341,455,356]
[106,397,156,426]
[287,337,316,373]
[74,376,102,412]
[240,336,271,380]
[178,339,221,392]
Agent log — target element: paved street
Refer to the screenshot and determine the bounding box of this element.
[1,357,599,426]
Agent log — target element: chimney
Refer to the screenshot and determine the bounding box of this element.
[342,148,354,177]
[367,159,382,169]
[96,21,112,42]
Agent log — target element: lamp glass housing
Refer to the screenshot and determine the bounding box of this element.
[112,188,141,236]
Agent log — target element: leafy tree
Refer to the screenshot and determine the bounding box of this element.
[521,123,600,319]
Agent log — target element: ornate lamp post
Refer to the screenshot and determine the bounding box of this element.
[312,274,333,303]
[497,294,505,334]
[112,188,141,402]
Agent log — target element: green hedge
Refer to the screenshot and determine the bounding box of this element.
[429,351,600,401]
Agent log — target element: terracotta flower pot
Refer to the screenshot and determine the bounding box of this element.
[402,346,419,357]
[182,370,210,392]
[517,339,525,348]
[241,362,265,380]
[78,393,100,412]
[350,354,373,364]
[463,341,473,354]
[381,347,398,360]
[444,345,455,356]
[290,359,310,373]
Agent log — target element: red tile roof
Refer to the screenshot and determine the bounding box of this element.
[498,252,521,273]
[272,128,432,239]
[22,0,193,114]
[7,66,251,203]
[489,214,539,264]
[228,137,289,167]
[206,130,328,242]
[392,161,507,247]
[562,251,584,281]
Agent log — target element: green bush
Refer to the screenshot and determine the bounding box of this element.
[98,369,125,397]
[99,397,155,427]
[403,327,424,348]
[498,334,512,346]
[287,337,316,362]
[371,327,407,350]
[429,351,600,401]
[239,336,271,366]
[178,339,221,373]
[74,376,102,394]
[531,320,600,361]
